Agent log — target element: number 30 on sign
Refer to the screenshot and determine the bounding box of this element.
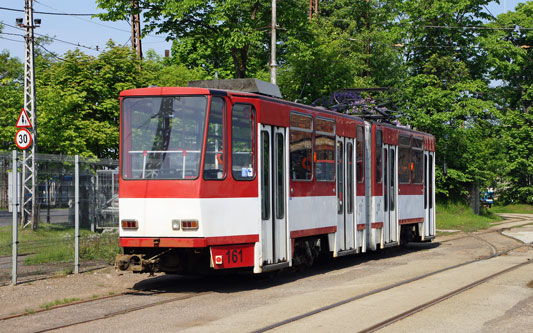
[15,128,32,150]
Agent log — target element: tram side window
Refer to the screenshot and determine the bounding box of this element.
[375,129,382,184]
[411,137,424,184]
[399,134,411,183]
[356,125,364,183]
[231,104,256,180]
[315,117,335,181]
[203,97,225,180]
[290,112,313,181]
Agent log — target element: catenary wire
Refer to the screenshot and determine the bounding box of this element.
[2,22,100,52]
[34,0,167,40]
[0,35,24,43]
[0,6,95,16]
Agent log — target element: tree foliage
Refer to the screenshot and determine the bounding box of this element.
[0,42,206,158]
[481,2,533,203]
[1,1,532,206]
[0,50,24,150]
[96,0,309,79]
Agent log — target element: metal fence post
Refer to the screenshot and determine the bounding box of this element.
[12,150,18,285]
[75,155,79,274]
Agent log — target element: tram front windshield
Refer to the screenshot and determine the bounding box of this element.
[121,96,208,180]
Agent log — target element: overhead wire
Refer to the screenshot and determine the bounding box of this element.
[0,35,24,43]
[322,16,533,31]
[483,5,498,21]
[34,0,167,40]
[3,5,528,55]
[0,31,24,37]
[37,44,65,61]
[2,22,100,52]
[0,6,95,16]
[417,25,533,31]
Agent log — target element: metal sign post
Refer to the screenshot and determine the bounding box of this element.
[18,0,39,230]
[12,151,18,285]
[75,155,79,274]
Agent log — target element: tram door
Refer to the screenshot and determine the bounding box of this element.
[336,137,355,252]
[383,145,398,243]
[260,125,288,265]
[424,152,435,237]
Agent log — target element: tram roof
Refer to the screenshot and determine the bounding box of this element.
[119,85,433,139]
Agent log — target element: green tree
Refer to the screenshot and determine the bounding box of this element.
[482,2,533,203]
[96,0,309,79]
[399,0,494,78]
[278,19,357,103]
[36,42,140,158]
[0,51,24,150]
[278,0,405,103]
[393,0,500,204]
[482,2,532,114]
[141,49,207,87]
[396,54,499,201]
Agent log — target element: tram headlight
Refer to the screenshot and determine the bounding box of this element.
[172,219,181,230]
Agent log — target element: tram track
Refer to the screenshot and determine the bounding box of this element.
[0,289,130,321]
[358,257,533,332]
[253,240,532,333]
[0,282,214,326]
[2,215,532,331]
[32,291,214,333]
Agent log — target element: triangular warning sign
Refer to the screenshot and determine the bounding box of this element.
[16,108,31,128]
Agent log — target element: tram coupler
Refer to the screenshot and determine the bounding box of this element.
[115,254,159,274]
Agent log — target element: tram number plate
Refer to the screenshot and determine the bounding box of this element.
[210,244,254,269]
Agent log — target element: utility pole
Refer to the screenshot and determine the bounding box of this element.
[131,0,143,69]
[270,0,277,85]
[16,0,39,230]
[309,0,318,19]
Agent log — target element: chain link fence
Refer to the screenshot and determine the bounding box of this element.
[0,152,120,285]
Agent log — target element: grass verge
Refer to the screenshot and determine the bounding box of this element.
[436,202,503,232]
[489,204,533,214]
[0,223,120,265]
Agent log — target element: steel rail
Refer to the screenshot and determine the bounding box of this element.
[2,214,531,327]
[253,243,530,333]
[359,258,533,332]
[0,290,131,321]
[32,291,214,333]
[0,277,179,322]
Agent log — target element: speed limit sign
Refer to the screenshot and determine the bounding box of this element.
[15,128,32,150]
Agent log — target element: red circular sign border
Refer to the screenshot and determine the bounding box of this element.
[15,128,32,150]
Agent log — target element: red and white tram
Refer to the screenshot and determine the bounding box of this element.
[116,79,436,274]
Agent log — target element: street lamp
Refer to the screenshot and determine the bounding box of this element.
[15,18,41,28]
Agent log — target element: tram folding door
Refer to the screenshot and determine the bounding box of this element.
[336,137,355,254]
[383,145,398,244]
[424,151,436,239]
[260,125,288,266]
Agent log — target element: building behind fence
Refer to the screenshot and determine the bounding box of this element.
[0,152,120,285]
